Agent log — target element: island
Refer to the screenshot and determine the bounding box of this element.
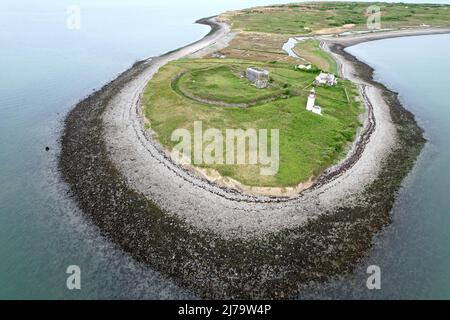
[59,2,450,298]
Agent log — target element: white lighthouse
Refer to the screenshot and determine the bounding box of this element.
[306,88,316,111]
[305,88,322,115]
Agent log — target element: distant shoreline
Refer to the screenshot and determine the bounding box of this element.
[326,27,450,47]
[58,15,446,298]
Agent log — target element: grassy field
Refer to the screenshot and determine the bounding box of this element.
[223,2,450,35]
[293,39,338,74]
[143,59,362,187]
[177,65,283,105]
[220,32,295,62]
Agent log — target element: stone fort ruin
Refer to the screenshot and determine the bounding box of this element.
[245,67,269,89]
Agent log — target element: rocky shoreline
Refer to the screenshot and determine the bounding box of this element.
[59,17,436,298]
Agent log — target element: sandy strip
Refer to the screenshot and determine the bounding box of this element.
[102,19,447,239]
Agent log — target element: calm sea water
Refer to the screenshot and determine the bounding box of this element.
[1,0,449,299]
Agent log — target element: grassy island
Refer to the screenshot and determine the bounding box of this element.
[143,58,361,187]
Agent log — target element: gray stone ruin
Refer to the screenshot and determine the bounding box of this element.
[245,67,269,89]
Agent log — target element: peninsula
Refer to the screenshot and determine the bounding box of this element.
[59,2,450,298]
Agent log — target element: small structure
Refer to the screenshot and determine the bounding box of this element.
[245,67,269,89]
[211,52,226,59]
[297,64,312,70]
[305,88,322,116]
[315,72,337,86]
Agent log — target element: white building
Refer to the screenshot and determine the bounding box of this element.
[297,64,312,70]
[305,88,322,116]
[315,72,337,86]
[245,67,269,89]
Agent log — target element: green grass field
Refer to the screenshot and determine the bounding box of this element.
[140,1,448,189]
[177,65,283,105]
[225,2,450,35]
[143,59,362,187]
[294,39,338,74]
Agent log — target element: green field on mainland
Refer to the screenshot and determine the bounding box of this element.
[143,59,362,187]
[226,2,450,35]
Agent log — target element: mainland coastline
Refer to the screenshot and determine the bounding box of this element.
[59,12,449,298]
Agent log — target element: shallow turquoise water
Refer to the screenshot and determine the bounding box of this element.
[1,0,450,299]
